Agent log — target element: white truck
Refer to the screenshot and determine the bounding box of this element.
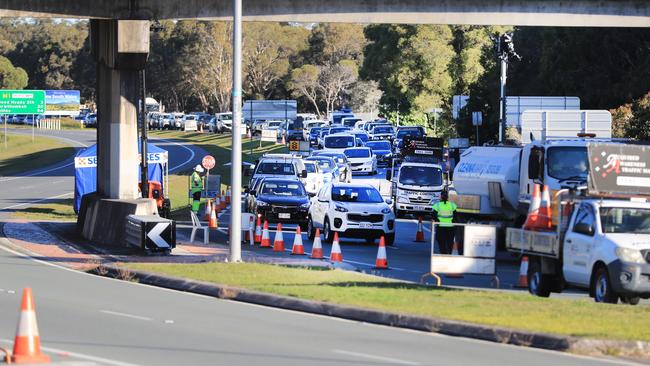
[386,137,445,218]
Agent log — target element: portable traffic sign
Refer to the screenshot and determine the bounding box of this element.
[202,155,216,170]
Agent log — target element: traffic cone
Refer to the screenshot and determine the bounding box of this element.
[291,226,305,255]
[247,127,252,139]
[208,205,218,229]
[273,223,285,252]
[220,192,226,210]
[415,217,425,242]
[254,215,262,244]
[523,184,542,230]
[311,228,323,259]
[538,185,553,230]
[329,232,343,262]
[281,134,286,145]
[374,236,389,269]
[203,199,212,221]
[226,187,232,204]
[12,288,50,364]
[516,256,529,288]
[260,220,271,248]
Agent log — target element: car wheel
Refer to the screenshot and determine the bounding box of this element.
[527,260,551,298]
[620,296,640,305]
[592,266,618,304]
[323,219,333,244]
[385,233,395,246]
[307,216,315,240]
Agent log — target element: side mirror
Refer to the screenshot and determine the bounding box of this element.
[386,170,392,181]
[528,147,544,182]
[301,170,308,179]
[574,223,594,236]
[308,192,316,197]
[249,190,256,196]
[385,198,393,205]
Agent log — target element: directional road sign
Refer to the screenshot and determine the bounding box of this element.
[0,90,46,115]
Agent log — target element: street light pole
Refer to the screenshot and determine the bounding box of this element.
[229,0,243,263]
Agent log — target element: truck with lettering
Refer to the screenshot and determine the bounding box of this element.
[385,137,445,218]
[506,143,650,304]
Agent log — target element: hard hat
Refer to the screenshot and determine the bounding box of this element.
[195,164,205,173]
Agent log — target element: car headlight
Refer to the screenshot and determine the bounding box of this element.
[256,200,269,207]
[300,202,310,209]
[381,207,391,214]
[334,205,348,212]
[616,248,645,264]
[397,196,409,203]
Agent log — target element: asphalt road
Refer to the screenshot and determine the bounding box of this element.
[0,242,634,366]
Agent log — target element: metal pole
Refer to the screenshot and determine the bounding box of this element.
[229,0,243,262]
[32,114,34,142]
[498,55,507,144]
[140,70,149,199]
[4,115,6,149]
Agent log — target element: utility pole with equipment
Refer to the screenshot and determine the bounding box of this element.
[494,33,521,143]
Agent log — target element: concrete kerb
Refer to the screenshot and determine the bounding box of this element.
[90,264,572,351]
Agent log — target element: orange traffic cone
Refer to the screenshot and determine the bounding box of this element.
[12,288,50,364]
[415,217,425,242]
[374,236,389,269]
[330,232,343,262]
[281,134,286,145]
[516,256,529,288]
[254,215,262,244]
[291,226,305,255]
[226,188,231,204]
[208,205,218,229]
[523,184,542,230]
[203,199,212,221]
[538,185,553,230]
[220,192,226,210]
[260,220,271,248]
[311,228,323,259]
[273,223,285,252]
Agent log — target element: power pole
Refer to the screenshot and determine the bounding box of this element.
[229,0,243,262]
[495,33,521,144]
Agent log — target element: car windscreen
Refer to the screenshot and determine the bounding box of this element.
[309,159,335,170]
[547,147,588,181]
[304,163,317,173]
[398,166,443,186]
[309,128,323,136]
[343,119,361,127]
[260,181,305,196]
[373,126,393,134]
[366,141,392,151]
[344,148,371,158]
[600,207,650,234]
[331,186,384,203]
[397,129,423,138]
[320,130,330,137]
[354,133,369,142]
[329,128,350,134]
[267,122,282,128]
[256,162,295,175]
[325,136,355,148]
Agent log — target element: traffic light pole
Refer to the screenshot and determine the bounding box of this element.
[229,0,243,263]
[498,56,507,144]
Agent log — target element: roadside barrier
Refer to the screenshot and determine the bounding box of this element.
[421,222,499,287]
[241,213,255,246]
[208,205,218,229]
[374,236,389,269]
[260,220,271,248]
[254,215,262,244]
[273,223,285,252]
[415,217,425,242]
[291,226,305,255]
[12,288,50,364]
[311,228,323,259]
[203,199,212,221]
[516,256,529,288]
[330,232,343,262]
[37,118,61,130]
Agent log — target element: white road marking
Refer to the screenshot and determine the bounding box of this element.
[1,192,72,210]
[100,310,152,322]
[333,349,420,366]
[154,137,196,172]
[0,339,142,366]
[7,290,15,294]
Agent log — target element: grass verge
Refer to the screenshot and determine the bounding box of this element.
[0,133,75,176]
[127,262,650,342]
[10,198,77,221]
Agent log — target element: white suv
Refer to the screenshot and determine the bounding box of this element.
[308,183,395,245]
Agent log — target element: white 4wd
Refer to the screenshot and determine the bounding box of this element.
[308,183,395,245]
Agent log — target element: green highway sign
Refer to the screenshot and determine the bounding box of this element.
[0,90,46,115]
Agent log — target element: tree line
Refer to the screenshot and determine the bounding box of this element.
[0,19,648,140]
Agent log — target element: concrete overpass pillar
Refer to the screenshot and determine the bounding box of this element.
[77,20,158,247]
[92,19,149,199]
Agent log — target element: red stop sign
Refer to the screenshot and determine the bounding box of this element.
[202,155,216,170]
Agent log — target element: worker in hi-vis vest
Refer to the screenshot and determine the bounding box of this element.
[432,190,457,255]
[190,164,205,213]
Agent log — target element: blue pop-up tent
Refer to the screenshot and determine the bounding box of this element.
[74,142,169,213]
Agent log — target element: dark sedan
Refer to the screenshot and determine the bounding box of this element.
[250,178,311,228]
[365,140,393,167]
